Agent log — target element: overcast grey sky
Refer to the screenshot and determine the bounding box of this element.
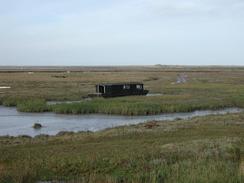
[0,0,244,66]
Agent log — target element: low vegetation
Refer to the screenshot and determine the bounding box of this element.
[0,94,243,115]
[16,99,48,113]
[0,113,244,182]
[0,67,244,182]
[51,94,244,115]
[0,67,244,115]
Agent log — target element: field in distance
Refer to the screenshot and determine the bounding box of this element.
[0,66,244,115]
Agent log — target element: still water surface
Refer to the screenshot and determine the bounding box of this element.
[0,106,242,137]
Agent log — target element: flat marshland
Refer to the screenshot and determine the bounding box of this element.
[0,66,244,115]
[0,66,244,182]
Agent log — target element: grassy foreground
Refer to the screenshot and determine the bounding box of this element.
[0,113,244,183]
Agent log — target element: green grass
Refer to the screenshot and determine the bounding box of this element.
[0,67,244,115]
[1,92,244,115]
[51,96,237,115]
[16,99,49,113]
[0,98,50,113]
[0,113,244,182]
[0,67,244,182]
[1,97,22,107]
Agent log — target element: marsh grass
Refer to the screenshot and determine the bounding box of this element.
[1,97,22,107]
[50,96,238,115]
[0,112,244,183]
[1,67,244,115]
[0,139,242,183]
[16,99,49,113]
[0,93,243,115]
[0,97,50,113]
[1,67,244,182]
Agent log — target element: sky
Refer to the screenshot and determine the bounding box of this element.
[0,0,244,66]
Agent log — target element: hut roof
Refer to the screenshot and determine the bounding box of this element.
[97,82,143,86]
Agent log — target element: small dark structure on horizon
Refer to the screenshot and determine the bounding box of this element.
[95,82,149,97]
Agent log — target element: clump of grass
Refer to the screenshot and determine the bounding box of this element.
[51,100,162,115]
[229,94,244,108]
[0,97,50,113]
[50,97,236,116]
[2,97,22,107]
[16,99,49,113]
[0,94,240,115]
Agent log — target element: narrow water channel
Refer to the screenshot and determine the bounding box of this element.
[0,106,242,137]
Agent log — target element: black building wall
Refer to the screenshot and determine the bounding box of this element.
[96,83,147,97]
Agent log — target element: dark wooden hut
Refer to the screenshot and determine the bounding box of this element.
[95,82,148,97]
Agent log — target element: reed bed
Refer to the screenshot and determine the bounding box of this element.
[0,94,243,115]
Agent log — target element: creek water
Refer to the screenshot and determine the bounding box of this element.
[0,106,242,137]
